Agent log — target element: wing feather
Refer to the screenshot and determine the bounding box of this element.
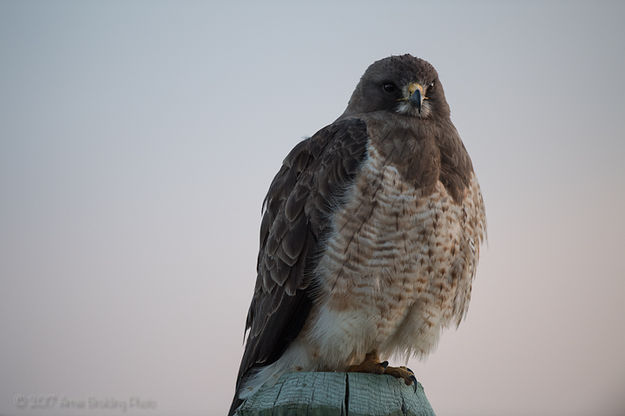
[228,118,369,414]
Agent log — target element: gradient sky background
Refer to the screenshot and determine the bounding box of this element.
[1,1,624,416]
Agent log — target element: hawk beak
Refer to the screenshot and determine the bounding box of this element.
[407,82,425,114]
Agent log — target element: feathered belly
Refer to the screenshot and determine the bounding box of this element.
[305,144,484,367]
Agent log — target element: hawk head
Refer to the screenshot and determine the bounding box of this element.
[343,54,450,120]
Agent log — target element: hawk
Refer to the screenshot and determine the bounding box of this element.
[228,54,486,415]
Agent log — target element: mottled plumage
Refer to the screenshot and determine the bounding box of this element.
[229,55,486,415]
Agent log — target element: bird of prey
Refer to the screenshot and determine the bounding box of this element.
[228,54,486,415]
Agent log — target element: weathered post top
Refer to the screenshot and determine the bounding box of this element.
[234,372,435,416]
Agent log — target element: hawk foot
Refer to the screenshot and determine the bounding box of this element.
[384,365,418,390]
[346,351,418,392]
[346,351,388,374]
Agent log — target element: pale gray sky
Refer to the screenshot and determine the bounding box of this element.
[1,1,624,416]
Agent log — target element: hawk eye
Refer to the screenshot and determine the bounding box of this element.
[429,81,435,88]
[382,83,396,93]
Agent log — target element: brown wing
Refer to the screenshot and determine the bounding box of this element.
[228,118,370,414]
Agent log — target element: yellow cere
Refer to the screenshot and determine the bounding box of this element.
[407,82,424,96]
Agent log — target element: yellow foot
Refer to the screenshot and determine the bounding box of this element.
[346,351,418,391]
[384,365,417,387]
[346,351,387,374]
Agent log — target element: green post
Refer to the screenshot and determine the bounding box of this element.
[234,372,436,416]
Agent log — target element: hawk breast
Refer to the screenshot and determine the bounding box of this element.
[308,138,485,362]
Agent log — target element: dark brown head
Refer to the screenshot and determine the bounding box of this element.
[343,54,450,120]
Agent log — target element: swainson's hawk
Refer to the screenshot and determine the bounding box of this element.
[229,54,486,415]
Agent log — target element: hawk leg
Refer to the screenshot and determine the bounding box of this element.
[346,351,387,374]
[347,350,418,391]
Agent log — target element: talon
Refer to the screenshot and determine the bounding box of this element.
[348,353,419,389]
[382,365,418,388]
[346,350,386,375]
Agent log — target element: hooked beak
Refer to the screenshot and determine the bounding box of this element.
[407,82,425,114]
